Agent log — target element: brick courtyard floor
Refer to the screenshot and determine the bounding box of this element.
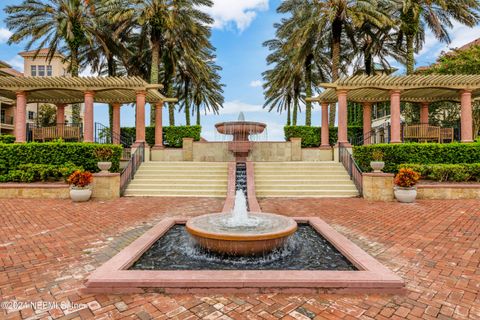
[0,197,479,319]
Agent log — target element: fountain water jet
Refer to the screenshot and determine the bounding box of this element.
[186,191,297,256]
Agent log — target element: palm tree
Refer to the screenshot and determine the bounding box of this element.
[113,0,214,126]
[191,65,224,126]
[396,0,479,74]
[5,0,96,122]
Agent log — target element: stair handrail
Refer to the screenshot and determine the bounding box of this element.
[339,144,363,196]
[120,142,145,196]
[94,122,134,148]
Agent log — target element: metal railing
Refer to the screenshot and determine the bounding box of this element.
[1,115,14,125]
[120,142,145,196]
[339,144,363,196]
[94,122,134,148]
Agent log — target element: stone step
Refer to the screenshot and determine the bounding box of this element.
[134,173,228,179]
[126,183,227,190]
[255,184,358,191]
[141,163,228,168]
[255,178,352,184]
[131,178,228,185]
[123,189,226,197]
[255,169,348,174]
[253,174,351,180]
[255,190,359,197]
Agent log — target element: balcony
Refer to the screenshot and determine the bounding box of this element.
[1,115,14,129]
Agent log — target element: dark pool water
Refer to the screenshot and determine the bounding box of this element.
[130,224,357,271]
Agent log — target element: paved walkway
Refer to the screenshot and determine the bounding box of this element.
[0,197,479,319]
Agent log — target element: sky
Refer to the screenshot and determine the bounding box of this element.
[0,0,479,141]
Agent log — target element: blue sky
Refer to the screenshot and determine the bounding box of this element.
[0,0,479,140]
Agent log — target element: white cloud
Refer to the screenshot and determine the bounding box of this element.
[249,80,263,87]
[219,100,265,114]
[202,0,269,32]
[0,28,12,44]
[6,55,24,72]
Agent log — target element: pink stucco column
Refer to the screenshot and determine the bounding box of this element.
[112,103,121,144]
[390,90,402,144]
[363,102,372,145]
[135,91,146,145]
[14,91,27,143]
[56,104,66,124]
[320,102,330,148]
[460,90,473,143]
[153,101,164,149]
[420,102,429,124]
[337,90,349,145]
[83,91,95,142]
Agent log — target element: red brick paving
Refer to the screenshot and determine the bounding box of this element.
[0,197,479,319]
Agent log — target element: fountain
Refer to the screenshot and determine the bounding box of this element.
[215,112,266,161]
[186,191,297,256]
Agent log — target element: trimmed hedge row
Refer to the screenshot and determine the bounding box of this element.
[0,163,82,183]
[353,143,480,173]
[399,163,480,182]
[0,142,123,173]
[0,135,15,144]
[121,126,201,148]
[284,126,363,147]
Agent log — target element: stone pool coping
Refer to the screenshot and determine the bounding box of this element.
[82,217,405,294]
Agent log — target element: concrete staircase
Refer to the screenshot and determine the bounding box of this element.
[123,162,228,197]
[254,161,359,197]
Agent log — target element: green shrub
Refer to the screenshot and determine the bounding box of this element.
[353,142,480,173]
[399,163,480,182]
[0,135,15,144]
[0,142,122,173]
[0,162,83,183]
[284,126,363,147]
[121,125,201,147]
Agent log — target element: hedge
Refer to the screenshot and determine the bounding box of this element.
[0,142,123,174]
[353,142,480,173]
[399,163,480,182]
[0,135,15,144]
[0,162,82,183]
[121,125,201,148]
[284,126,363,147]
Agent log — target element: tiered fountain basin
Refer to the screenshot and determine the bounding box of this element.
[83,217,405,294]
[186,212,297,256]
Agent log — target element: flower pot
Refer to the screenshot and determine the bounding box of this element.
[394,186,417,203]
[97,161,112,173]
[70,186,92,202]
[370,161,385,173]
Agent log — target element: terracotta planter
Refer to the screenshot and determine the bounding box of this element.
[370,161,385,173]
[97,161,112,173]
[70,186,92,202]
[394,186,417,203]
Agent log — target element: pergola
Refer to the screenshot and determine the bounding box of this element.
[310,75,480,146]
[0,76,176,146]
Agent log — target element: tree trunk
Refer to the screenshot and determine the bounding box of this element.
[70,46,81,124]
[365,52,373,76]
[107,55,116,138]
[305,55,313,126]
[406,34,415,75]
[330,18,342,126]
[293,98,298,126]
[149,39,160,125]
[196,104,200,125]
[287,96,291,126]
[185,78,190,126]
[168,84,175,126]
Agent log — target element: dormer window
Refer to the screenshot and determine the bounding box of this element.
[31,65,36,77]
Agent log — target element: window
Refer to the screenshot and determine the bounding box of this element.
[1,109,5,124]
[28,111,35,120]
[47,65,52,76]
[38,65,45,77]
[31,65,37,77]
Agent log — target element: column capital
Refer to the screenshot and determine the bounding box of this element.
[155,101,164,109]
[362,101,373,107]
[136,90,147,96]
[84,90,95,97]
[460,89,472,95]
[15,91,27,97]
[112,102,121,108]
[389,89,402,95]
[336,89,348,96]
[320,102,329,108]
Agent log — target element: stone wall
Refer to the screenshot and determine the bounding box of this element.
[362,173,395,201]
[92,173,120,200]
[0,183,70,199]
[417,184,480,200]
[193,142,234,162]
